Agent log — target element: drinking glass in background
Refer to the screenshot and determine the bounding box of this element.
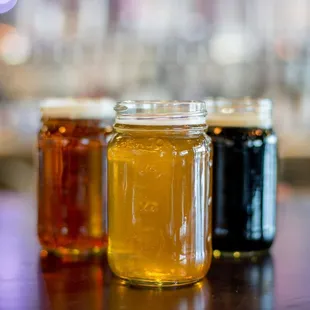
[108,100,212,287]
[37,98,115,261]
[206,97,278,258]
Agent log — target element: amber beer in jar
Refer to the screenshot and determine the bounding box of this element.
[206,98,277,257]
[108,100,212,287]
[38,99,113,259]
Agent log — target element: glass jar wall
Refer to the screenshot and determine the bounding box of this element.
[206,98,278,257]
[107,100,212,287]
[37,99,112,260]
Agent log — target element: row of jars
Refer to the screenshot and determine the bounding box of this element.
[37,98,277,287]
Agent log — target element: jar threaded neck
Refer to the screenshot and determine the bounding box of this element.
[114,100,207,126]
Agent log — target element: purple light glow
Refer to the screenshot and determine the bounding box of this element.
[0,0,17,14]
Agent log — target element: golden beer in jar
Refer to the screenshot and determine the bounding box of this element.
[108,100,212,287]
[38,99,114,259]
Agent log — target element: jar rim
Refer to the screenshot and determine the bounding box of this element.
[116,100,206,105]
[204,97,272,109]
[204,97,273,128]
[114,100,207,126]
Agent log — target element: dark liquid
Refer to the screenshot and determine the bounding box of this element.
[208,126,277,253]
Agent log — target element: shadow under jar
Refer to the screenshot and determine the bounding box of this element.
[107,100,213,287]
[206,98,278,257]
[38,99,113,260]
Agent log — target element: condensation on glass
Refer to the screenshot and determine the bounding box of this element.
[107,100,212,287]
[38,98,113,260]
[206,97,278,258]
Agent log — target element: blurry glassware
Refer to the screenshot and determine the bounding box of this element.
[206,97,278,257]
[37,98,113,261]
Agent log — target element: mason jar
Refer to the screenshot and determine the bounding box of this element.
[206,97,278,257]
[107,100,212,287]
[38,98,113,260]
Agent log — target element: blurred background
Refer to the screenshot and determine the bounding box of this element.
[0,0,309,192]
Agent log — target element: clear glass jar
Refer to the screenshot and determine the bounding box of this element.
[38,99,113,260]
[205,97,278,257]
[107,100,212,287]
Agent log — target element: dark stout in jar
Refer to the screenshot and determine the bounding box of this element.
[206,98,277,256]
[38,99,113,259]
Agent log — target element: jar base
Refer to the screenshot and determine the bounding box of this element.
[40,246,106,262]
[116,276,203,288]
[213,249,270,259]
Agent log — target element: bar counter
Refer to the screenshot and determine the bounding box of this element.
[0,190,308,310]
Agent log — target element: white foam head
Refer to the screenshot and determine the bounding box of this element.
[40,98,116,119]
[114,100,207,126]
[205,98,273,128]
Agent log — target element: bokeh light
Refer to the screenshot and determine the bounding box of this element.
[0,31,31,65]
[0,0,17,14]
[0,23,31,65]
[209,30,259,65]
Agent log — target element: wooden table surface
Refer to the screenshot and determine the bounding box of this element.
[0,190,309,310]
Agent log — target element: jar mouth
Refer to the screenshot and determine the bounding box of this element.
[115,100,207,126]
[204,97,273,128]
[40,97,116,120]
[116,100,205,105]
